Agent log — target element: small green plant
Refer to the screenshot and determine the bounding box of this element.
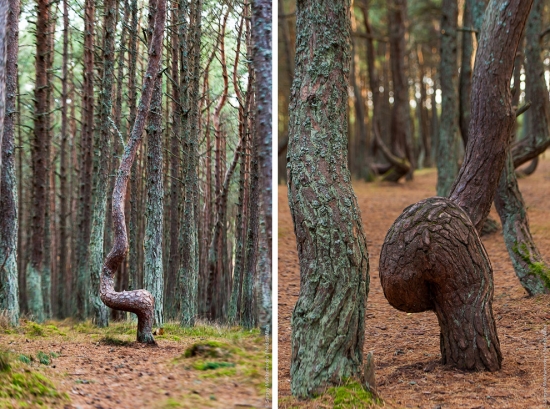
[28,322,45,337]
[37,351,51,366]
[0,351,11,372]
[17,354,31,364]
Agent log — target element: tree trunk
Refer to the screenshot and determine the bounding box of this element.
[380,0,533,372]
[143,0,164,326]
[387,0,413,182]
[0,0,20,326]
[27,0,51,323]
[89,0,117,327]
[251,0,272,334]
[0,0,8,183]
[287,0,370,397]
[100,0,166,344]
[179,0,201,326]
[495,151,550,295]
[75,0,95,320]
[436,0,459,196]
[511,0,550,169]
[459,1,473,147]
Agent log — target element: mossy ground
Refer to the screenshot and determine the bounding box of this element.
[0,319,270,408]
[0,349,68,408]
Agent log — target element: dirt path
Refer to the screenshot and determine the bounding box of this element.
[278,156,550,408]
[0,322,271,408]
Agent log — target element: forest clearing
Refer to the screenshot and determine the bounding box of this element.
[278,156,550,408]
[0,319,270,408]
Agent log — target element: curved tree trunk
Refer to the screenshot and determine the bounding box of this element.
[380,0,532,372]
[288,0,370,397]
[100,0,166,344]
[495,152,550,295]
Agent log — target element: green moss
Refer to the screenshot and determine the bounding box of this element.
[193,361,235,371]
[17,354,31,365]
[513,242,550,288]
[0,351,11,372]
[183,341,230,358]
[198,367,237,379]
[100,335,133,346]
[27,323,45,337]
[322,380,378,408]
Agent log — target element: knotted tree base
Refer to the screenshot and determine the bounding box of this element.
[379,197,502,371]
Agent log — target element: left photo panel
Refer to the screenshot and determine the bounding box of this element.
[0,0,273,407]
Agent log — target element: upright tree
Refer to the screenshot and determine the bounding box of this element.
[287,0,370,397]
[436,0,459,196]
[0,0,20,326]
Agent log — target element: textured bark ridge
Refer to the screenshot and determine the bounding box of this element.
[379,0,533,372]
[100,0,166,344]
[380,198,502,370]
[495,152,550,295]
[288,0,370,398]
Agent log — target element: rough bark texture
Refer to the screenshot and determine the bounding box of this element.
[459,1,473,148]
[287,0,370,398]
[0,0,8,181]
[0,0,19,326]
[380,198,502,370]
[510,0,550,169]
[436,0,459,196]
[179,0,200,327]
[75,0,95,320]
[100,0,166,344]
[27,0,51,323]
[448,0,532,233]
[495,152,550,295]
[380,0,533,372]
[143,0,164,328]
[89,0,116,327]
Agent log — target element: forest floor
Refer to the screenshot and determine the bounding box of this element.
[0,319,271,409]
[278,155,550,409]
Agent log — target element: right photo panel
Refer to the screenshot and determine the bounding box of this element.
[278,0,550,407]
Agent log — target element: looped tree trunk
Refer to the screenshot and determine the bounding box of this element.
[99,0,166,345]
[380,197,502,371]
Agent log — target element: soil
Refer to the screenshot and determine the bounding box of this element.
[278,156,550,408]
[0,322,271,409]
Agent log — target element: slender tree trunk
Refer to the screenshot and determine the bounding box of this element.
[0,0,20,326]
[251,0,272,335]
[0,0,8,182]
[511,0,550,168]
[100,0,166,344]
[57,0,69,319]
[144,0,164,327]
[76,0,95,320]
[436,0,459,196]
[27,0,51,323]
[459,1,473,147]
[287,0,370,397]
[90,0,117,327]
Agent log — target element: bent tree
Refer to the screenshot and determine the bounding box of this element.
[379,0,532,371]
[287,0,370,398]
[100,0,166,344]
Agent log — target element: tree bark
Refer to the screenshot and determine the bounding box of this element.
[459,1,473,148]
[510,0,550,169]
[143,0,164,327]
[380,0,533,372]
[0,0,8,184]
[437,0,459,196]
[287,0,370,397]
[0,0,19,326]
[252,0,272,335]
[100,0,166,344]
[75,0,95,320]
[27,0,51,323]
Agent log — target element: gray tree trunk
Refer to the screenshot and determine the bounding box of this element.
[287,0,370,397]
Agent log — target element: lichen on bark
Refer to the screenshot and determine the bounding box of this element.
[287,0,370,398]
